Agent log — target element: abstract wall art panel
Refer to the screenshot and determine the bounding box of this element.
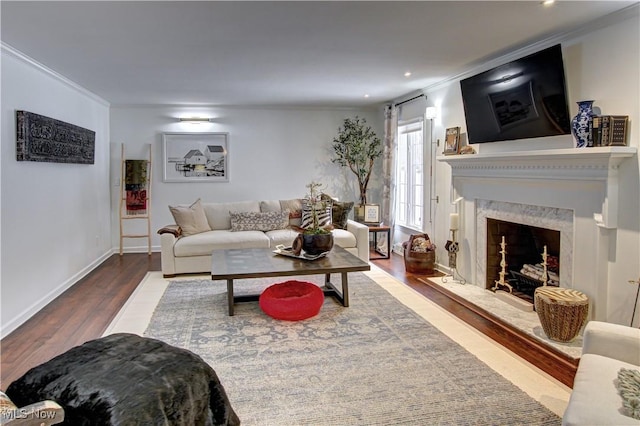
[16,110,95,164]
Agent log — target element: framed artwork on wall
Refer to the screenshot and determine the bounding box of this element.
[444,127,460,155]
[162,132,229,182]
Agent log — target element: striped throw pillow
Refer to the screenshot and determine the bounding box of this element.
[301,200,332,230]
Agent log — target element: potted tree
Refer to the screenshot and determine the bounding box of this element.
[331,116,382,222]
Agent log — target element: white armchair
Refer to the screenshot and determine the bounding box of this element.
[562,321,640,426]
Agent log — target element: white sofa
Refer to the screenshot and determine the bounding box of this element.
[159,199,370,277]
[562,321,640,426]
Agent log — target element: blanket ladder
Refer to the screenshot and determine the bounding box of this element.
[119,144,152,255]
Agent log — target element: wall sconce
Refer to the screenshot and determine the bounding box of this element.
[425,106,437,120]
[178,117,214,123]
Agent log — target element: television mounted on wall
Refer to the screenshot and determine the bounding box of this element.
[460,44,571,144]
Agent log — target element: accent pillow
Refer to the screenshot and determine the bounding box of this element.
[169,198,211,236]
[301,200,332,230]
[230,211,290,232]
[279,199,303,219]
[331,201,354,230]
[617,368,640,420]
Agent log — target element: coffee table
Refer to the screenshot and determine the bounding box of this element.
[211,246,370,315]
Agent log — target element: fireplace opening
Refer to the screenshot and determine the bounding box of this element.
[486,218,560,304]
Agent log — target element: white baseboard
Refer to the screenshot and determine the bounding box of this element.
[1,249,113,339]
[117,245,161,254]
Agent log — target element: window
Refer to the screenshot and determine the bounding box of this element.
[396,119,424,231]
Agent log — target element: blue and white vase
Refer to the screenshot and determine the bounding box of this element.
[571,100,594,148]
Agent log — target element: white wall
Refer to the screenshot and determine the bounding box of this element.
[423,9,640,325]
[0,47,112,337]
[109,106,383,251]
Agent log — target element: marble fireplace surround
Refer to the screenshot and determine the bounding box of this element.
[438,147,636,321]
[476,200,573,291]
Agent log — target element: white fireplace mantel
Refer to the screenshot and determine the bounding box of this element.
[437,146,637,229]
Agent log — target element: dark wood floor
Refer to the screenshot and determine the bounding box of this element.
[0,251,577,390]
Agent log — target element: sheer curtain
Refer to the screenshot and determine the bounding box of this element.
[379,104,398,254]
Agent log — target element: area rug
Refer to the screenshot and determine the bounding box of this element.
[144,273,560,425]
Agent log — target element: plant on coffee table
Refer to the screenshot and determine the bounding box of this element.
[291,181,334,255]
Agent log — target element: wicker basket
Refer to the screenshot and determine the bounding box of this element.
[402,234,436,274]
[534,287,589,342]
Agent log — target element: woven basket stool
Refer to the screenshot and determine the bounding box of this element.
[534,287,589,342]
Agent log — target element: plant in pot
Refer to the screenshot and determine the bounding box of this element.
[291,182,334,256]
[331,116,382,222]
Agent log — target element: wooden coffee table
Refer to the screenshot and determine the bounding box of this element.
[211,246,370,315]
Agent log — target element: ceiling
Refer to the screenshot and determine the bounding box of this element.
[1,1,636,107]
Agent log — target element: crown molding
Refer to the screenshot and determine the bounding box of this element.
[1,42,110,107]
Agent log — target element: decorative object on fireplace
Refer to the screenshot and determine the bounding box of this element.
[493,236,512,293]
[507,245,560,298]
[443,127,460,155]
[595,114,630,146]
[540,245,550,285]
[570,100,594,148]
[442,215,466,284]
[446,213,460,269]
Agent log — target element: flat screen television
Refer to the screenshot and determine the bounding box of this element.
[460,44,571,144]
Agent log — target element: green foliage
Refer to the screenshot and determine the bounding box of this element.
[304,227,330,235]
[331,116,382,205]
[303,181,331,235]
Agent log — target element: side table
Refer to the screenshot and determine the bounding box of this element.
[534,287,589,342]
[367,224,391,260]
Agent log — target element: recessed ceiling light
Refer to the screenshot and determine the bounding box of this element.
[541,0,555,6]
[404,71,412,77]
[364,94,370,98]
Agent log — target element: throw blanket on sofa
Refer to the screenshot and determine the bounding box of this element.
[125,160,148,215]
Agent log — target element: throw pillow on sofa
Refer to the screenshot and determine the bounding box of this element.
[169,198,211,236]
[279,199,303,220]
[331,201,354,229]
[230,211,290,232]
[301,200,332,230]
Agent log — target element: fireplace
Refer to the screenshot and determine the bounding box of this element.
[476,199,573,294]
[437,147,636,321]
[486,218,560,304]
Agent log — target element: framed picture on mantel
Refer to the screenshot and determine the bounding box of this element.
[444,127,460,155]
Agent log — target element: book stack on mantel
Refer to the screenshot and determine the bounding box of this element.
[590,115,629,147]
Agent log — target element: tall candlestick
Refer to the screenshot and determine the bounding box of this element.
[494,235,513,293]
[449,213,459,230]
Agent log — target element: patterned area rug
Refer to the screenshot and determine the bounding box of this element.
[145,274,560,425]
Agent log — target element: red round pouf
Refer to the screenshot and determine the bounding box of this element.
[259,280,324,321]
